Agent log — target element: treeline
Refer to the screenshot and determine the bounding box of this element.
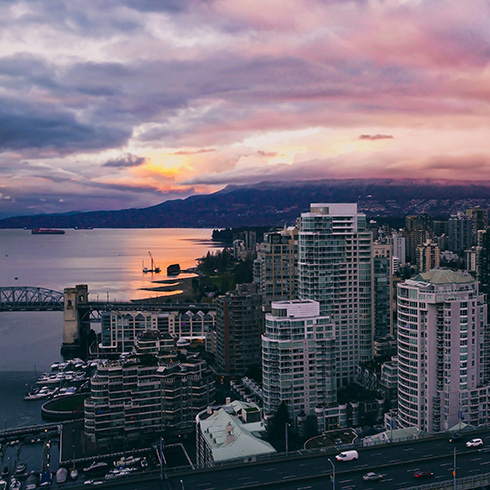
[212,226,274,244]
[193,249,254,300]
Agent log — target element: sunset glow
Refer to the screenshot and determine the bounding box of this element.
[1,0,490,217]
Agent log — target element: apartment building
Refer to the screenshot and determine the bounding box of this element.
[215,284,263,375]
[262,300,336,428]
[100,308,216,353]
[84,356,215,442]
[253,227,298,312]
[397,269,490,433]
[298,203,373,385]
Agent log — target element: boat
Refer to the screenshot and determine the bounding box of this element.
[10,477,21,490]
[167,263,181,275]
[1,467,8,478]
[143,251,161,273]
[25,474,38,490]
[113,455,141,467]
[40,470,52,486]
[15,463,26,475]
[31,228,65,235]
[55,468,67,484]
[82,462,108,473]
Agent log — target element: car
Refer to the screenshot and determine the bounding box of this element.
[448,433,464,443]
[363,472,383,481]
[466,438,483,448]
[413,471,434,479]
[335,450,359,461]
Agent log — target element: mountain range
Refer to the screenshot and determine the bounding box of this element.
[2,179,490,229]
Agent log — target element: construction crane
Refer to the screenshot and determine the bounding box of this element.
[147,251,161,273]
[148,251,161,273]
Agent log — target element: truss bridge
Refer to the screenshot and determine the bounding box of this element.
[0,286,64,311]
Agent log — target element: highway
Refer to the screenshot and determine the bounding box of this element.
[163,431,490,490]
[59,429,490,490]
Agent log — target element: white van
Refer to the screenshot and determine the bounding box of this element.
[335,450,359,462]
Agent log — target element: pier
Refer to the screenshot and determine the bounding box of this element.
[0,423,60,444]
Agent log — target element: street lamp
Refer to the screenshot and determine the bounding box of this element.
[285,423,290,456]
[180,480,185,490]
[328,458,336,490]
[453,447,457,490]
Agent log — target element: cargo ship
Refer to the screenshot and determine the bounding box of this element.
[31,228,65,234]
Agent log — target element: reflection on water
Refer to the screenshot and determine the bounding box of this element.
[0,228,222,371]
[0,228,220,301]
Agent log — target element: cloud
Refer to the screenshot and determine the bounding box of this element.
[257,150,279,157]
[171,149,215,155]
[103,154,148,168]
[2,0,490,218]
[0,99,131,153]
[359,134,394,140]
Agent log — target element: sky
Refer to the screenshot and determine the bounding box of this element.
[1,0,490,218]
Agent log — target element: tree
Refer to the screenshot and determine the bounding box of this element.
[304,415,318,440]
[267,402,291,440]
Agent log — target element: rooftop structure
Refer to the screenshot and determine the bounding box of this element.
[196,400,275,466]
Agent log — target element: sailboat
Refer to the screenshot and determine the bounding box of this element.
[142,251,161,273]
[70,447,78,480]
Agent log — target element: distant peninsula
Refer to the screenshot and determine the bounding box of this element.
[1,179,490,229]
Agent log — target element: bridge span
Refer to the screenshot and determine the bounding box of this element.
[0,286,64,311]
[0,286,216,315]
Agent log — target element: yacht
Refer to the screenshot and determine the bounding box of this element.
[10,477,21,490]
[82,462,108,473]
[55,468,67,484]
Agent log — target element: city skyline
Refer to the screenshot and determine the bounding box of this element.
[2,1,490,218]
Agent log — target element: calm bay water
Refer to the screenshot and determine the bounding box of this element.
[0,229,222,429]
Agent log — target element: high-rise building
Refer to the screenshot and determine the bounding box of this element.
[372,244,393,339]
[298,203,373,385]
[253,228,298,312]
[416,240,440,272]
[397,269,489,433]
[448,212,472,254]
[262,300,336,425]
[215,283,263,375]
[405,214,433,263]
[467,207,488,244]
[476,229,490,294]
[387,231,406,271]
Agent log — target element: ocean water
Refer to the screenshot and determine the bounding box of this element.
[0,228,221,429]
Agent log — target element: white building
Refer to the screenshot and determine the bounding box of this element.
[388,232,406,271]
[196,400,275,466]
[100,309,216,353]
[262,300,336,427]
[298,203,373,385]
[397,269,490,433]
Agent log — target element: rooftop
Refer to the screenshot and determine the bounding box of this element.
[198,400,275,463]
[411,269,475,285]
